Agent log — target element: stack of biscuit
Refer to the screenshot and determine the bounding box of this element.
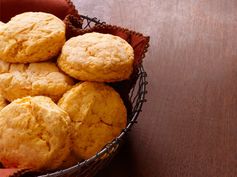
[0,12,134,171]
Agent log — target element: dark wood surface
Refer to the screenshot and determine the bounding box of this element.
[73,0,237,177]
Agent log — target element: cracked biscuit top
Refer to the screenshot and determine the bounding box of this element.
[0,96,71,170]
[57,32,134,82]
[0,12,65,63]
[0,60,74,102]
[58,82,127,159]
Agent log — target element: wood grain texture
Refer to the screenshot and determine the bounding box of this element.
[73,0,237,177]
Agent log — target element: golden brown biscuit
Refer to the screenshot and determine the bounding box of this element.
[58,82,127,159]
[0,12,65,63]
[0,96,71,170]
[57,32,134,82]
[0,62,74,102]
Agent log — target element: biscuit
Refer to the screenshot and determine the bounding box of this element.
[0,12,65,63]
[0,62,74,102]
[58,82,127,159]
[57,32,134,82]
[0,96,71,170]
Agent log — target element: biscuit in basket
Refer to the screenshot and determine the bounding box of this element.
[0,12,65,63]
[57,32,134,82]
[58,82,127,159]
[0,96,71,170]
[0,62,74,102]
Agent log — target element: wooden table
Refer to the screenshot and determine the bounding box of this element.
[74,0,237,176]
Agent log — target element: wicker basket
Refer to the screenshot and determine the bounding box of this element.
[17,15,148,177]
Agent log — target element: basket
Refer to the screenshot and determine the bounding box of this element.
[17,15,148,177]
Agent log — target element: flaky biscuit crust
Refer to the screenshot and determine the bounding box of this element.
[0,61,74,102]
[58,82,127,159]
[58,32,134,82]
[0,12,65,63]
[0,96,71,170]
